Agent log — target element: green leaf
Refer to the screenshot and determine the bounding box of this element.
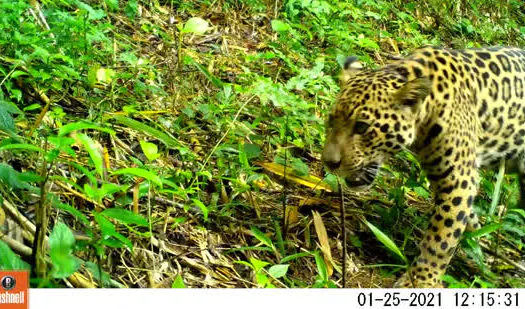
[186,57,223,88]
[467,223,502,238]
[0,143,42,153]
[112,116,182,150]
[49,222,82,279]
[54,202,89,225]
[105,0,119,11]
[268,264,289,279]
[94,213,133,250]
[0,163,33,190]
[280,252,312,263]
[182,17,210,35]
[464,237,485,266]
[271,20,291,32]
[112,167,162,186]
[76,1,106,20]
[0,99,21,133]
[509,208,525,219]
[243,143,261,159]
[290,158,309,176]
[364,219,407,263]
[102,208,149,227]
[192,199,208,221]
[58,121,115,137]
[249,257,270,272]
[250,226,274,248]
[314,251,328,281]
[23,104,41,112]
[76,133,104,179]
[139,141,161,161]
[172,274,187,288]
[0,241,30,270]
[11,70,28,79]
[124,0,138,18]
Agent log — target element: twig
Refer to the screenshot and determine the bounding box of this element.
[480,242,525,273]
[0,232,32,256]
[339,180,346,288]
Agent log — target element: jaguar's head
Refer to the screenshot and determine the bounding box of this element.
[322,57,431,188]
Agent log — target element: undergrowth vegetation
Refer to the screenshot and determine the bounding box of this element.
[0,0,524,288]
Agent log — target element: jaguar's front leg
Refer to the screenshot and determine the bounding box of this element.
[395,159,479,288]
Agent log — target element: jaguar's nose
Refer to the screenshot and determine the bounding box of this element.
[324,158,341,170]
[322,146,342,170]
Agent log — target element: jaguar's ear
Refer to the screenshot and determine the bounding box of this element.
[394,77,431,113]
[340,56,363,85]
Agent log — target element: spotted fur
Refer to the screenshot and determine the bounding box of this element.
[322,46,525,287]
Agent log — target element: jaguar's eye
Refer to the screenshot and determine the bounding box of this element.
[354,121,370,134]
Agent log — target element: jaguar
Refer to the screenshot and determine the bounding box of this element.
[322,46,525,287]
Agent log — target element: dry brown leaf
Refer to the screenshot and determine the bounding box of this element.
[312,211,333,277]
[284,205,299,227]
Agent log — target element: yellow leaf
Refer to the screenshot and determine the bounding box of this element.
[257,162,332,192]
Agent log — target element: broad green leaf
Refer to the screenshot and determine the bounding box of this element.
[49,222,82,279]
[139,141,161,161]
[0,100,21,133]
[271,20,291,32]
[509,208,525,219]
[464,237,485,266]
[76,1,106,20]
[48,136,76,157]
[0,163,33,190]
[268,264,289,279]
[250,226,274,248]
[112,116,182,150]
[467,223,502,238]
[112,167,162,186]
[58,121,115,136]
[243,143,261,159]
[182,17,210,34]
[54,202,89,225]
[102,208,149,227]
[249,257,270,272]
[0,241,30,270]
[96,67,115,84]
[11,70,28,79]
[172,274,187,288]
[95,212,116,234]
[87,64,100,87]
[192,199,208,222]
[364,220,407,263]
[105,0,119,10]
[76,133,104,178]
[290,158,309,176]
[314,251,328,281]
[94,213,133,249]
[502,222,525,236]
[124,0,138,18]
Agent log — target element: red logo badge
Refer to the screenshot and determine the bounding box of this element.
[0,271,28,309]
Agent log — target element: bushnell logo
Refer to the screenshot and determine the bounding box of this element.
[1,276,16,291]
